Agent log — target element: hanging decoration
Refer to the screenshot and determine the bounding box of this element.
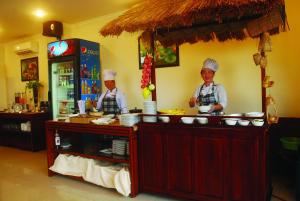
[253,32,278,124]
[140,53,155,99]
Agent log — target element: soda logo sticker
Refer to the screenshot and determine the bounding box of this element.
[87,49,99,55]
[81,47,87,53]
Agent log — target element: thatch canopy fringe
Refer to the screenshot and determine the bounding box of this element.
[100,0,288,45]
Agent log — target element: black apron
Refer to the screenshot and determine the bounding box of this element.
[102,89,120,115]
[197,83,220,115]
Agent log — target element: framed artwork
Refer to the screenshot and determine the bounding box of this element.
[154,40,179,68]
[138,37,179,69]
[21,57,39,81]
[138,37,153,69]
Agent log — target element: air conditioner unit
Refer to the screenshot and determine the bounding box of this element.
[15,41,39,55]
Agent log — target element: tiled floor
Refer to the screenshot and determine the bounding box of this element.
[0,146,296,201]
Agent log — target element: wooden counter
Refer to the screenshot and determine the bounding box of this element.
[138,119,269,201]
[0,112,50,151]
[45,120,139,197]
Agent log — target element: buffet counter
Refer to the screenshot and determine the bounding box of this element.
[0,112,50,151]
[138,114,269,201]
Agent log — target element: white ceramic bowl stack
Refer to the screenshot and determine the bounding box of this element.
[119,113,140,127]
[112,139,127,156]
[143,101,157,123]
[126,141,130,156]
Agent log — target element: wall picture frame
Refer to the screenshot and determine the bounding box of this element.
[153,40,179,68]
[21,57,39,81]
[138,36,179,69]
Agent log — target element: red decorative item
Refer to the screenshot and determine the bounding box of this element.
[140,54,153,89]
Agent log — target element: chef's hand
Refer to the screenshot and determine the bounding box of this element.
[208,104,223,113]
[189,97,197,107]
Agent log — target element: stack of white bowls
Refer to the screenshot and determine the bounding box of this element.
[119,113,140,127]
[143,101,157,122]
[126,141,130,156]
[112,139,127,156]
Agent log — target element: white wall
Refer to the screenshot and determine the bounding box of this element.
[1,0,299,117]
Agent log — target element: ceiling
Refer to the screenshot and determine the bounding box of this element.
[0,0,142,44]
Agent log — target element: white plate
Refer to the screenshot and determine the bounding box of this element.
[245,112,264,117]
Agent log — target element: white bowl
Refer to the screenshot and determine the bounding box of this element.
[245,112,264,117]
[159,116,170,123]
[227,113,243,117]
[181,117,195,124]
[196,117,208,124]
[198,105,211,113]
[223,118,239,126]
[251,119,264,126]
[238,119,250,126]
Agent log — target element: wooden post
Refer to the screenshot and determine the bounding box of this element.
[150,33,157,101]
[261,51,266,114]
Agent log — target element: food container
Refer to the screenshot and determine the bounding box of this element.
[181,117,194,124]
[196,117,208,125]
[159,116,170,123]
[245,112,264,117]
[198,105,211,113]
[223,118,240,126]
[251,119,264,126]
[238,119,250,126]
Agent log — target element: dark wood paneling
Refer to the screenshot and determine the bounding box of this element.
[194,131,226,199]
[139,126,165,192]
[167,128,193,193]
[139,123,268,201]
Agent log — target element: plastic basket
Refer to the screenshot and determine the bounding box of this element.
[280,137,300,151]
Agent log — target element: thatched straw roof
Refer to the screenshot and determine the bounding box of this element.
[100,0,288,46]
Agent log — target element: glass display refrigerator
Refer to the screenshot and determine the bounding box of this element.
[48,39,101,120]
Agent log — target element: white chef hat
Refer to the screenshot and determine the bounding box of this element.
[202,58,219,72]
[103,69,117,81]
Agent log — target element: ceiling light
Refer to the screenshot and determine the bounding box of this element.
[34,9,46,17]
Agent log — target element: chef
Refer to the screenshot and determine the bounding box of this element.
[189,58,227,115]
[96,69,128,114]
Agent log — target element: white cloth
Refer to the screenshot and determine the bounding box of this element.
[103,69,116,81]
[49,154,88,177]
[192,83,227,109]
[114,168,131,197]
[83,160,117,188]
[96,88,128,114]
[49,154,131,196]
[202,58,218,72]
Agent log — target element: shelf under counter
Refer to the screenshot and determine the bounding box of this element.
[58,149,129,164]
[45,120,138,197]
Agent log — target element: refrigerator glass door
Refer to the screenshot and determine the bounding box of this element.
[51,61,75,119]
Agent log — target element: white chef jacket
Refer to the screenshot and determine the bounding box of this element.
[192,83,227,109]
[96,88,128,114]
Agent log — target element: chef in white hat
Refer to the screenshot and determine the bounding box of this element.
[96,69,128,114]
[189,58,227,115]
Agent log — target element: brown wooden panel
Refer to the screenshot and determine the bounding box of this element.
[139,126,165,192]
[167,128,193,193]
[229,132,256,201]
[194,133,226,199]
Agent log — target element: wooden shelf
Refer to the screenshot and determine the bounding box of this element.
[46,120,138,197]
[58,149,129,164]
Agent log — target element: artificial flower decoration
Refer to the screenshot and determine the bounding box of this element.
[140,53,155,99]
